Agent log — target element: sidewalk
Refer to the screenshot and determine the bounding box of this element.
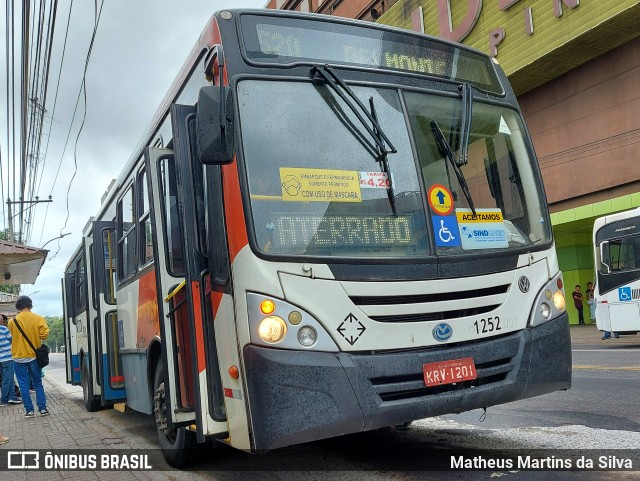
[0,359,206,480]
[570,323,640,346]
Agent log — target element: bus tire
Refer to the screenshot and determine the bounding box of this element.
[81,361,100,412]
[153,362,196,468]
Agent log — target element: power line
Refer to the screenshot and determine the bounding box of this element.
[19,0,30,242]
[51,0,105,260]
[35,0,72,245]
[2,0,12,233]
[24,0,58,243]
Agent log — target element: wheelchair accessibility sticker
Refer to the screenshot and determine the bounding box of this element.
[432,215,461,247]
[618,287,640,301]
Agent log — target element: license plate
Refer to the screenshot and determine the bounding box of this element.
[423,357,477,387]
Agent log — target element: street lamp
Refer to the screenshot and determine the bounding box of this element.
[41,232,71,249]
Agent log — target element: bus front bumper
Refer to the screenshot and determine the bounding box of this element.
[243,312,571,451]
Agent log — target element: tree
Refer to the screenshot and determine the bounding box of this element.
[45,316,64,353]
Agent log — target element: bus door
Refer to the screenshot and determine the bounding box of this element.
[145,146,197,429]
[170,103,227,438]
[62,275,80,384]
[92,221,126,402]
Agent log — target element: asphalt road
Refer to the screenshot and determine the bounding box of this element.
[44,338,640,480]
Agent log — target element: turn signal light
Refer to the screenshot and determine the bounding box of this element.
[260,299,276,315]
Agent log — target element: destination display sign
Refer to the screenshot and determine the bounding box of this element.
[239,14,502,94]
[270,214,414,250]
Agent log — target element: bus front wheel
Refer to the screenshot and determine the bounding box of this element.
[153,362,196,468]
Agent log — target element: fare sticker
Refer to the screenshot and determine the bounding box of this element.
[280,168,362,203]
[427,184,454,215]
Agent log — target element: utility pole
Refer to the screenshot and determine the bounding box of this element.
[6,196,53,244]
[7,200,14,243]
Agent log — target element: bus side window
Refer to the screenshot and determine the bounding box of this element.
[206,165,229,285]
[117,184,137,280]
[103,229,117,303]
[160,156,185,275]
[138,169,154,267]
[75,255,86,314]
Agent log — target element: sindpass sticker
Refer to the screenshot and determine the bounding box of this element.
[456,208,508,249]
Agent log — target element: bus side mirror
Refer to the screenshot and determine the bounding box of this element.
[599,241,610,274]
[197,86,234,164]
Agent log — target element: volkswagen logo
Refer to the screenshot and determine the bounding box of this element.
[432,322,453,342]
[518,276,530,293]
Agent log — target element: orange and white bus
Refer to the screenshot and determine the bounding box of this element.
[63,9,571,467]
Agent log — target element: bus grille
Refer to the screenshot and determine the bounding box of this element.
[349,284,509,306]
[371,356,513,401]
[349,284,509,323]
[348,334,519,403]
[368,305,499,323]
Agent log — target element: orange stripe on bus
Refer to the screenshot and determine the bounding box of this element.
[223,162,249,262]
[191,281,206,374]
[210,290,223,319]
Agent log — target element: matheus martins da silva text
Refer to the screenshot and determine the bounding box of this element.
[451,455,633,470]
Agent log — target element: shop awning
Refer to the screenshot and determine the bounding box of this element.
[0,240,48,285]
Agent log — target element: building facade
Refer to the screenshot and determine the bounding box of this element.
[265,0,401,22]
[266,0,640,324]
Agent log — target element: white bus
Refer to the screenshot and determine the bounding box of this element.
[593,207,640,336]
[63,9,571,468]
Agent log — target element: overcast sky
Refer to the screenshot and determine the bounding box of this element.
[1,0,266,316]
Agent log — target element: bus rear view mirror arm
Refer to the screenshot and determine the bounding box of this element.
[197,85,235,164]
[600,241,611,274]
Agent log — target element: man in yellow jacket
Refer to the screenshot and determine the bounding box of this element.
[8,296,49,418]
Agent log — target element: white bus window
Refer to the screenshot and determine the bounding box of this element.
[160,157,184,275]
[138,169,154,267]
[118,185,137,280]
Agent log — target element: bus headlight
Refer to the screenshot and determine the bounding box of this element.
[259,316,287,343]
[529,273,566,327]
[553,291,565,311]
[297,326,317,347]
[540,303,551,319]
[247,293,339,352]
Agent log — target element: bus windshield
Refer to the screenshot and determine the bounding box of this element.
[239,79,551,259]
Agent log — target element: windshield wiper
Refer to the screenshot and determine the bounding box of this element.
[458,83,473,166]
[311,65,396,156]
[431,120,476,215]
[311,64,398,214]
[368,97,398,215]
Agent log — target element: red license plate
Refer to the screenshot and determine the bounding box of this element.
[423,357,477,387]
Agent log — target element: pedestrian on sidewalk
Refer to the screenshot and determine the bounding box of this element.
[0,314,22,406]
[572,285,585,325]
[601,328,620,340]
[586,282,596,323]
[7,296,50,418]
